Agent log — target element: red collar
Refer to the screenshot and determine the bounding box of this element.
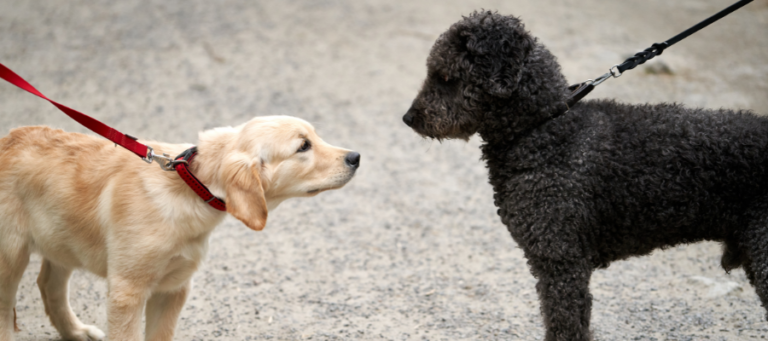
[172,147,227,211]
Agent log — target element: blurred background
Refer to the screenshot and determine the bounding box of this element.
[1,0,767,339]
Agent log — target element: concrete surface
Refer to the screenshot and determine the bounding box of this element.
[1,0,768,340]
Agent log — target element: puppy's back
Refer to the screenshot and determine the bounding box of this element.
[0,126,114,199]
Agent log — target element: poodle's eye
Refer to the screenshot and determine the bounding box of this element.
[297,139,312,153]
[430,71,452,84]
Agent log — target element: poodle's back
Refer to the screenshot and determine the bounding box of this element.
[494,99,768,265]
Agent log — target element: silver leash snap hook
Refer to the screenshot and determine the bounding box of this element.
[143,146,178,171]
[609,65,622,78]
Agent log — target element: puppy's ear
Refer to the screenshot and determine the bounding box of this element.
[223,153,268,231]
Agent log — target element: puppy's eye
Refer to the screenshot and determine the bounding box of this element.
[297,139,311,153]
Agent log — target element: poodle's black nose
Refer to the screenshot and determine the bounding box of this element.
[403,108,415,127]
[345,152,360,169]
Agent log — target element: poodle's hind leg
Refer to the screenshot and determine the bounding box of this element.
[531,259,594,341]
[37,259,105,341]
[741,222,768,321]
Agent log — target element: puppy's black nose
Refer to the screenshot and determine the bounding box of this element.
[403,108,415,127]
[345,152,360,169]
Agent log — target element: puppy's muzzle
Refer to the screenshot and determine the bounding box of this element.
[345,152,361,169]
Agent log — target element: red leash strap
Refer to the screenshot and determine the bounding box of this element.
[1,63,227,211]
[0,63,149,158]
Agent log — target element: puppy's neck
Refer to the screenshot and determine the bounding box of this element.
[190,126,239,199]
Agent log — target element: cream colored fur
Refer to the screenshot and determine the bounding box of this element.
[0,116,357,341]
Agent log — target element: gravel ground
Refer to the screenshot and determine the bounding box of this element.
[2,0,768,340]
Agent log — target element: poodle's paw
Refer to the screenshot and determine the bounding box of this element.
[61,324,105,341]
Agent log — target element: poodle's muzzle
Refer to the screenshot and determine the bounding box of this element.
[403,106,431,137]
[402,107,416,128]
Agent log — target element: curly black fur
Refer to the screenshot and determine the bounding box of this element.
[404,11,768,341]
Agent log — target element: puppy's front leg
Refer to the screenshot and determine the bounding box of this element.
[144,281,190,341]
[107,276,151,341]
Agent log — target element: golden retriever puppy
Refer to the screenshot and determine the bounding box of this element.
[0,115,359,341]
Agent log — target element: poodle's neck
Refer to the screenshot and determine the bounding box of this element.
[477,43,569,147]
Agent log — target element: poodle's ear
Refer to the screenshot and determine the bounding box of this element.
[223,152,268,231]
[461,13,537,98]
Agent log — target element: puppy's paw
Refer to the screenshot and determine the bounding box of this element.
[82,325,105,341]
[62,324,105,341]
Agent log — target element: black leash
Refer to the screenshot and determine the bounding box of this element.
[559,0,754,115]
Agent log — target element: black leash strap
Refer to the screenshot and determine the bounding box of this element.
[561,0,753,111]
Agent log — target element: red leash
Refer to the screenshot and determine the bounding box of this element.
[0,63,150,159]
[0,62,226,211]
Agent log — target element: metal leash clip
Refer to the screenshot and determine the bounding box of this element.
[593,71,614,86]
[143,146,186,171]
[609,65,622,78]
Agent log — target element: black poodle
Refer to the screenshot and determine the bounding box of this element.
[403,11,768,341]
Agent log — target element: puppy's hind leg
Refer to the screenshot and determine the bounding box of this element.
[0,236,29,341]
[37,259,105,341]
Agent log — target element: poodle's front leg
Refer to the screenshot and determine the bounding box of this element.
[531,260,594,341]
